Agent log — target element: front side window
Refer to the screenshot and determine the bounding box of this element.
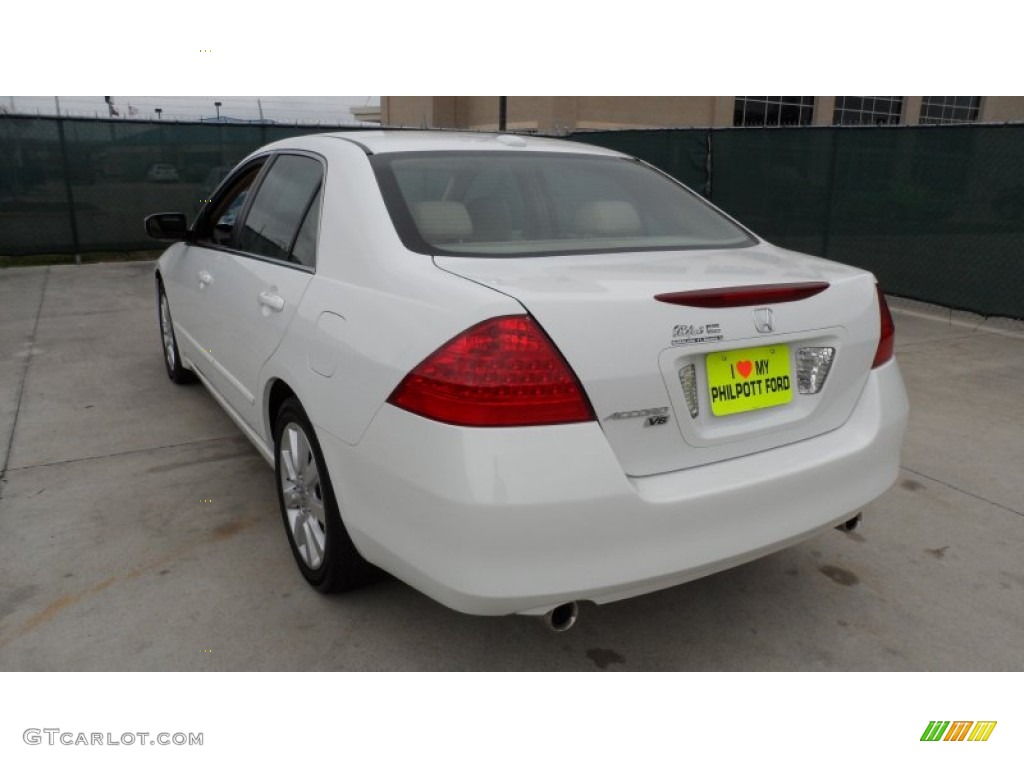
[372,152,755,258]
[196,163,263,247]
[237,154,323,266]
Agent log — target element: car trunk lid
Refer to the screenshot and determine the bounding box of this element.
[435,243,882,476]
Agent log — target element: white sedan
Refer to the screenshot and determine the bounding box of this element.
[147,130,908,630]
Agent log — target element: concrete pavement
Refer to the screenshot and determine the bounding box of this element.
[1,262,1021,670]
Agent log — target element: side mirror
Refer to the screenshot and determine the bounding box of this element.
[145,212,190,241]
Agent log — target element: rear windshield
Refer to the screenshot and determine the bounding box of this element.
[371,151,756,257]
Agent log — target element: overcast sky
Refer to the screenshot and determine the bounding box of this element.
[1,96,379,124]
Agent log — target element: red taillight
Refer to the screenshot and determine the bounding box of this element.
[387,315,595,427]
[654,281,829,308]
[872,285,896,368]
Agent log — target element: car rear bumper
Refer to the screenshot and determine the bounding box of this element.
[318,360,908,616]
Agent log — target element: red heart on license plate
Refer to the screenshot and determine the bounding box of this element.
[737,360,753,379]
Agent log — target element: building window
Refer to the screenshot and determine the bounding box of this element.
[919,97,981,125]
[833,97,904,125]
[733,97,815,127]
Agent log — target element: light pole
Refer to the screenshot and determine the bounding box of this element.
[214,101,222,120]
[155,108,162,120]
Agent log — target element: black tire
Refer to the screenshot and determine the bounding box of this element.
[274,397,377,593]
[157,281,195,384]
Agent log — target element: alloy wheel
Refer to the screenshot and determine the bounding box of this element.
[160,293,176,371]
[278,422,327,569]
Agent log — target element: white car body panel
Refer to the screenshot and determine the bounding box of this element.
[158,241,206,362]
[263,261,521,449]
[200,251,313,428]
[154,130,909,617]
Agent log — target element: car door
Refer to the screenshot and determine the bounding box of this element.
[174,158,268,392]
[200,151,324,431]
[164,159,266,375]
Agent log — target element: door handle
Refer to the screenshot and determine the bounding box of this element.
[198,270,213,288]
[258,291,286,312]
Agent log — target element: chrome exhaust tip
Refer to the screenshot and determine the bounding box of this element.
[836,513,862,533]
[543,602,579,632]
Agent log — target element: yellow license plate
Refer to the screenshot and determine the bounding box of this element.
[705,345,793,416]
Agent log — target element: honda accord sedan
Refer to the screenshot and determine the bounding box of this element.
[146,130,908,629]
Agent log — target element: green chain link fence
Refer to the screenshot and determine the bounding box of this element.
[0,116,338,254]
[2,116,1022,318]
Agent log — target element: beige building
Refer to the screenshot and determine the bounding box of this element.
[380,96,1024,132]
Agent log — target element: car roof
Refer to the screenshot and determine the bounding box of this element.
[262,129,628,158]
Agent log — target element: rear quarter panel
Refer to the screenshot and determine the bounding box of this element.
[256,138,524,447]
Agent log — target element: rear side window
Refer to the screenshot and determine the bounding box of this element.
[372,151,755,257]
[237,154,323,266]
[289,188,321,269]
